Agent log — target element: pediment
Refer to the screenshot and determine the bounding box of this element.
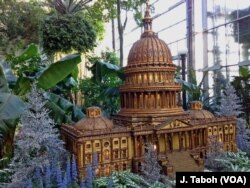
[156,119,191,130]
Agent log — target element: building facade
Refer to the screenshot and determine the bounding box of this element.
[61,2,237,178]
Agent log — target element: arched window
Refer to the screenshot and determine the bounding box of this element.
[104,149,110,160]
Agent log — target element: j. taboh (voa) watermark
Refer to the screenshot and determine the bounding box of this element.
[176,172,250,188]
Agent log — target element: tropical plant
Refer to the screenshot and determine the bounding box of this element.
[94,170,168,188]
[216,150,250,172]
[232,66,250,124]
[7,85,66,187]
[7,44,84,119]
[176,68,216,111]
[0,63,25,159]
[80,53,123,116]
[1,44,84,159]
[46,0,92,15]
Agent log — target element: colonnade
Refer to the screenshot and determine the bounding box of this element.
[125,71,175,85]
[133,129,207,158]
[121,91,180,109]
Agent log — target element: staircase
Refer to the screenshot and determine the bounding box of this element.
[167,151,203,173]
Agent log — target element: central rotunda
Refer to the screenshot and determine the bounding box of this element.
[114,1,186,127]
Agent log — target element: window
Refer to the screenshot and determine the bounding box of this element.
[113,150,119,159]
[104,165,110,176]
[122,163,127,170]
[85,153,91,164]
[122,149,127,158]
[95,143,100,148]
[95,153,101,162]
[114,140,119,145]
[104,142,109,147]
[95,168,100,176]
[114,164,119,171]
[104,149,110,160]
[86,144,91,149]
[122,139,127,144]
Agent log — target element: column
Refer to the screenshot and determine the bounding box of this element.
[148,92,151,108]
[184,132,188,150]
[77,143,81,167]
[178,132,181,151]
[140,136,144,156]
[134,136,137,157]
[191,130,195,149]
[169,92,172,108]
[100,140,103,163]
[124,93,127,108]
[110,138,113,161]
[134,93,137,108]
[81,142,85,167]
[162,91,165,108]
[170,133,174,151]
[164,134,168,154]
[128,92,131,108]
[189,131,192,149]
[156,134,160,155]
[166,92,169,108]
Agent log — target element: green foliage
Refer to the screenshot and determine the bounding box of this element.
[37,53,81,90]
[232,67,250,124]
[7,44,82,93]
[44,92,84,124]
[80,53,123,116]
[40,14,97,55]
[0,0,46,55]
[6,43,44,78]
[216,150,250,172]
[0,64,25,158]
[94,170,168,188]
[47,0,92,15]
[1,44,84,158]
[176,68,215,111]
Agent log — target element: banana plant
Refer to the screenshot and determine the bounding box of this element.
[0,65,25,159]
[0,44,84,158]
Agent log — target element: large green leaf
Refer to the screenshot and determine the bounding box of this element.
[43,92,84,124]
[13,76,33,96]
[90,61,124,83]
[37,53,81,89]
[14,43,39,62]
[44,92,73,111]
[0,93,25,120]
[239,66,250,78]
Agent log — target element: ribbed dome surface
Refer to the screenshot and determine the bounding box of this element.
[188,110,214,119]
[74,107,113,131]
[127,33,172,66]
[188,101,214,119]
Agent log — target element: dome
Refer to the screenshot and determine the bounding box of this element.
[127,35,172,66]
[188,101,214,119]
[127,2,172,67]
[74,107,113,131]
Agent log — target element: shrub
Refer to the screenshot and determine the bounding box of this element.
[40,14,96,55]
